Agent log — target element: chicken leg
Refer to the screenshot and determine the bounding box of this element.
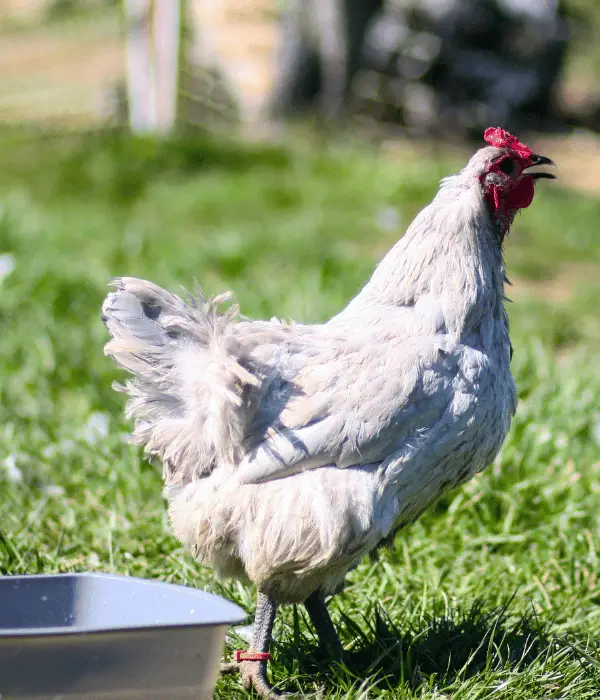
[221,589,286,697]
[304,590,344,662]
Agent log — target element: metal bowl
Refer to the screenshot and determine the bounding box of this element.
[0,572,245,699]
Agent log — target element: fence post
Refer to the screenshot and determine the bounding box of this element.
[124,0,157,132]
[124,0,182,133]
[154,0,181,132]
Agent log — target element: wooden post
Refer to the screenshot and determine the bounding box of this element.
[154,0,181,132]
[124,0,182,133]
[124,0,157,132]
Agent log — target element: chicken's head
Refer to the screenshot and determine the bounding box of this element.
[476,127,555,239]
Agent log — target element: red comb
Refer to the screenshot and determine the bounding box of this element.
[484,127,532,160]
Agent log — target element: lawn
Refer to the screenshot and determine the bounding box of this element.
[1,128,600,698]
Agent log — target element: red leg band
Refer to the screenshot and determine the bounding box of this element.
[235,650,271,663]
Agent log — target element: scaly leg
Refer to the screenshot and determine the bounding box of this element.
[304,590,344,662]
[221,589,286,697]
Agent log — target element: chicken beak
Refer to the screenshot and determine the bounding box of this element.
[526,154,557,180]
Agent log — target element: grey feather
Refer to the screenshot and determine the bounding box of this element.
[102,143,526,603]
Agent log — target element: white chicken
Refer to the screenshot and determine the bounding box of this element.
[102,128,555,696]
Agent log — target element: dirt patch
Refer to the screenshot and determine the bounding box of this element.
[509,262,600,305]
[190,0,278,120]
[0,15,123,125]
[0,0,51,22]
[535,132,600,196]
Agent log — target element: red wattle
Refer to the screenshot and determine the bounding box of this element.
[505,176,534,211]
[485,176,536,235]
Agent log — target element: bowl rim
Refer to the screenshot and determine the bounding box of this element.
[0,572,246,636]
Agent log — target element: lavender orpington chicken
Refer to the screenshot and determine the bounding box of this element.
[102,128,555,696]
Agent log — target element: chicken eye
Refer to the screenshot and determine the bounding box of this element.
[498,158,516,175]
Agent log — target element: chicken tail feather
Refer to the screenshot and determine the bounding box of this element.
[102,277,258,485]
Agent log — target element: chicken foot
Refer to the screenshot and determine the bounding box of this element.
[221,589,346,696]
[221,589,288,697]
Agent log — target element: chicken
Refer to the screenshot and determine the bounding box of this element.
[101,128,555,697]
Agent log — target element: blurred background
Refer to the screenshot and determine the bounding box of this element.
[2,4,600,696]
[0,0,599,134]
[2,0,600,413]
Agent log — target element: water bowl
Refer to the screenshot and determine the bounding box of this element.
[0,572,245,699]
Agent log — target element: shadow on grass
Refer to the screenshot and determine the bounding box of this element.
[272,597,593,693]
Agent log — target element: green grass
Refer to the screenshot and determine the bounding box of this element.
[1,129,600,698]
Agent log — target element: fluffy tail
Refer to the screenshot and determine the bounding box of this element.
[102,277,259,485]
